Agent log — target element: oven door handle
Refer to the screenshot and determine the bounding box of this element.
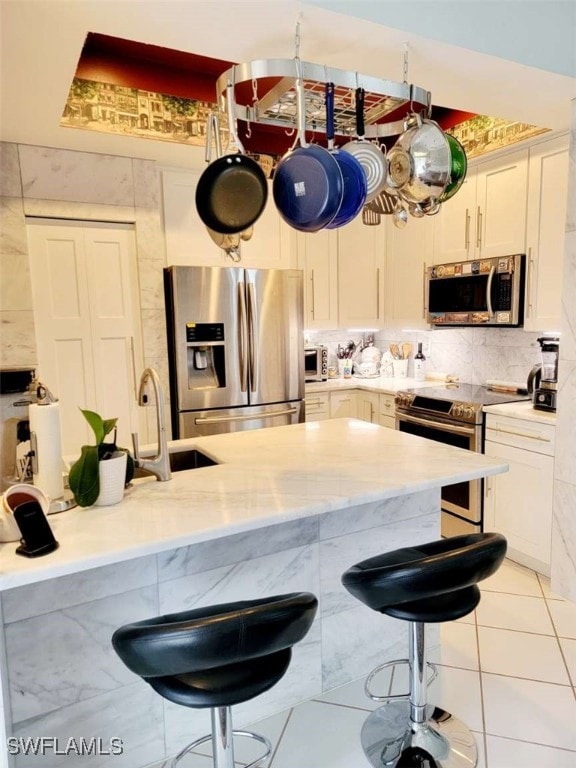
[397,412,477,437]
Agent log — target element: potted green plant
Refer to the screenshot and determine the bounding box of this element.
[68,409,134,507]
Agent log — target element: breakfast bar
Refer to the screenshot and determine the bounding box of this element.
[0,419,508,768]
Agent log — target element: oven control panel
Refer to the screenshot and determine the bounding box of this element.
[395,392,482,425]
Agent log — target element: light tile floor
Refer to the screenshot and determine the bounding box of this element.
[150,559,576,768]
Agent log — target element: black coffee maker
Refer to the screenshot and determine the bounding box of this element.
[527,336,559,412]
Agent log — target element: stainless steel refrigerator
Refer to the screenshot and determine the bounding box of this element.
[164,266,305,438]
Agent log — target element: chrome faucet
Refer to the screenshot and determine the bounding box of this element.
[132,367,172,482]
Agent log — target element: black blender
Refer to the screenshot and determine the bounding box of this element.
[527,336,559,412]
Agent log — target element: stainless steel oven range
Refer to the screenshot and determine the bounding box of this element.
[395,384,530,536]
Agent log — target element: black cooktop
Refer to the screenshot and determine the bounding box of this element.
[401,383,530,407]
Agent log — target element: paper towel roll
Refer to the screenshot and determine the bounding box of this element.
[29,402,64,500]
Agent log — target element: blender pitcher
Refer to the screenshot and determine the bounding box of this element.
[528,336,559,411]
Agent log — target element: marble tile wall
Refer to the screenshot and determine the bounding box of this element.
[552,97,576,602]
[306,327,543,386]
[1,492,437,767]
[0,142,168,450]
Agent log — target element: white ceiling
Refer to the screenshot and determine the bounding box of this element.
[1,0,575,169]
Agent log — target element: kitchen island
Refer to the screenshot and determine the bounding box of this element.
[0,419,507,768]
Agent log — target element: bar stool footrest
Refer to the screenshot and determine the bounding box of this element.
[365,658,438,702]
[171,729,272,768]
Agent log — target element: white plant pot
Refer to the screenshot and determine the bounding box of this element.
[95,451,127,507]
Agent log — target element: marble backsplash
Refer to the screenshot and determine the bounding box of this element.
[305,326,544,387]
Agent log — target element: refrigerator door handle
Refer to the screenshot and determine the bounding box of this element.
[247,280,258,392]
[195,406,298,425]
[238,281,248,392]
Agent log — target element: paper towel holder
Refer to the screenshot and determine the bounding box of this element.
[29,381,76,514]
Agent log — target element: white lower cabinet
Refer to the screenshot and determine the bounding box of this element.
[357,391,379,423]
[306,388,397,426]
[378,393,396,429]
[484,413,555,575]
[304,392,330,422]
[330,390,358,419]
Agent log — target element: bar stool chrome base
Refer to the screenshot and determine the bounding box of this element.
[361,701,477,768]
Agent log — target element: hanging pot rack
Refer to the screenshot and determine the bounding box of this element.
[215,58,431,140]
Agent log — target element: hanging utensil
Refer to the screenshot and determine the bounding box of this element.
[324,82,367,229]
[341,87,388,202]
[366,189,397,215]
[362,206,381,226]
[392,200,408,229]
[272,63,344,232]
[195,90,268,235]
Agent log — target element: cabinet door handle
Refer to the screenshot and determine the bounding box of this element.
[485,477,492,496]
[488,426,551,442]
[526,247,534,318]
[476,206,482,248]
[422,262,427,320]
[310,269,315,319]
[465,208,470,249]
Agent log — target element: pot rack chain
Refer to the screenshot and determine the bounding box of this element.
[216,58,431,140]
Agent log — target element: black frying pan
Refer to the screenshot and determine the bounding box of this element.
[196,84,268,235]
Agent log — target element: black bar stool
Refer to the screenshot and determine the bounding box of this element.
[112,591,318,768]
[342,532,507,768]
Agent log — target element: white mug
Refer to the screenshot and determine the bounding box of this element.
[1,484,50,542]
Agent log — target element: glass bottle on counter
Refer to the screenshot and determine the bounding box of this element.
[414,342,426,382]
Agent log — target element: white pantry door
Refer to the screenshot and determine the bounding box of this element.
[27,219,144,455]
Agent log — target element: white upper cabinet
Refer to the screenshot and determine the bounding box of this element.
[476,148,529,258]
[384,213,435,328]
[298,213,385,329]
[297,229,339,330]
[337,215,386,327]
[433,148,529,264]
[161,169,295,269]
[432,173,477,264]
[524,134,569,332]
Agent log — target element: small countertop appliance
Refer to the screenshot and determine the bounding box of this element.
[527,336,559,412]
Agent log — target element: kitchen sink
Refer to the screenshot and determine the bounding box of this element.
[132,449,217,478]
[168,449,217,472]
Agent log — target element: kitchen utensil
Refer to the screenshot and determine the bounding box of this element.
[392,201,408,229]
[196,98,268,235]
[366,188,397,215]
[389,343,400,359]
[272,67,343,232]
[387,113,451,205]
[438,134,468,203]
[324,83,367,229]
[402,343,412,360]
[362,206,381,225]
[341,87,388,202]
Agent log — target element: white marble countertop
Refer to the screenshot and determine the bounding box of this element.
[305,377,441,394]
[0,419,508,590]
[483,400,557,425]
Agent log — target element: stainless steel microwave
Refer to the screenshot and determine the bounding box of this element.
[304,345,328,382]
[426,254,525,327]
